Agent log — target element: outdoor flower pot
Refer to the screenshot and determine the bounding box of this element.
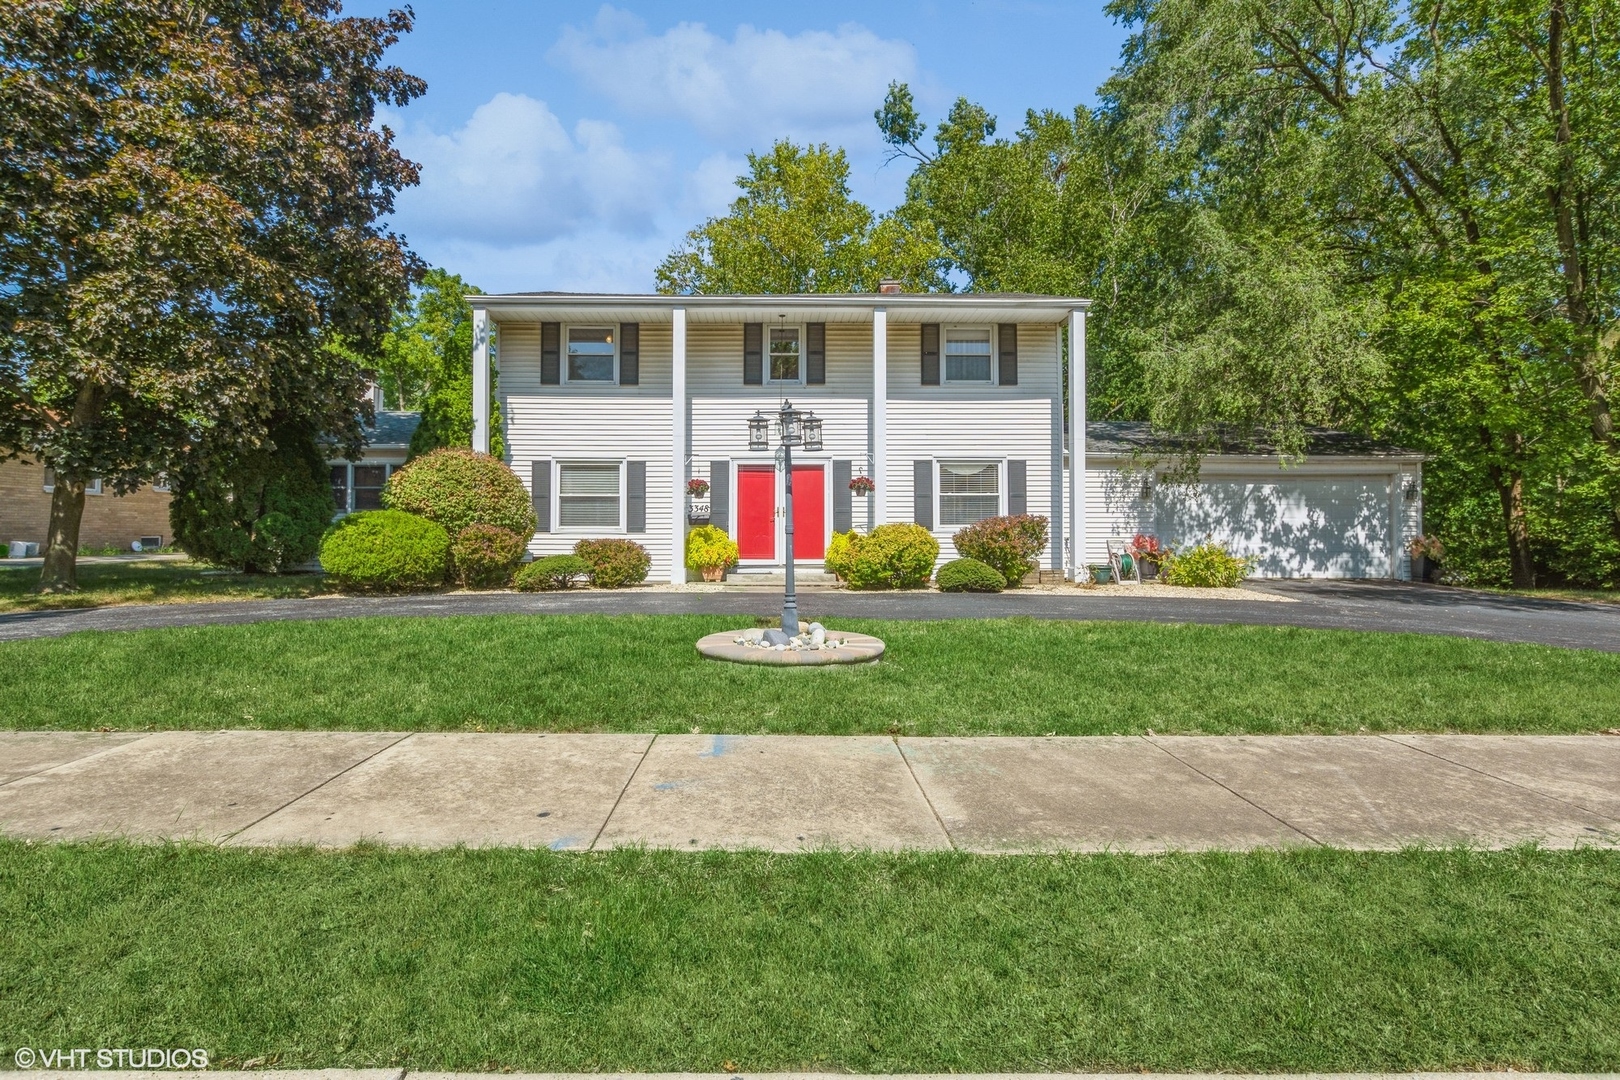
[701,566,726,582]
[1090,564,1113,584]
[1140,559,1159,581]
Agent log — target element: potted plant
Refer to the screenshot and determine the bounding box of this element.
[1407,534,1444,583]
[848,475,875,497]
[1130,533,1168,580]
[685,524,739,582]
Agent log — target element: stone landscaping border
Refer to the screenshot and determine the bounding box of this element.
[695,629,886,666]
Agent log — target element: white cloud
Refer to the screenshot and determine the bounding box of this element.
[386,92,667,247]
[549,7,917,145]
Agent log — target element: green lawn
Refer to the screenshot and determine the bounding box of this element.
[1,614,1617,734]
[0,560,327,613]
[1,842,1616,1072]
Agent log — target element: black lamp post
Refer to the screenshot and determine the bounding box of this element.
[749,401,822,635]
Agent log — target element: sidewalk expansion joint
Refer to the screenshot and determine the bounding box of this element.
[894,735,956,851]
[221,731,416,843]
[1144,735,1326,847]
[1376,733,1620,824]
[590,732,657,850]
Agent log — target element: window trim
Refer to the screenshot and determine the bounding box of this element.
[766,323,804,386]
[942,325,997,385]
[936,458,1005,530]
[562,324,620,385]
[328,460,395,515]
[554,458,627,533]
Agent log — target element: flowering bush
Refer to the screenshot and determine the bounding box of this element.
[1161,543,1253,588]
[848,475,875,496]
[449,523,527,588]
[685,524,739,573]
[1408,534,1445,562]
[573,538,651,588]
[383,448,537,538]
[951,514,1049,586]
[686,477,710,497]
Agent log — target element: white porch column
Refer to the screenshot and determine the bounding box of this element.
[471,306,491,454]
[1068,307,1087,579]
[871,306,888,527]
[670,306,687,584]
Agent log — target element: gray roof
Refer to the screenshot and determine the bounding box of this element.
[364,410,421,450]
[1085,420,1421,459]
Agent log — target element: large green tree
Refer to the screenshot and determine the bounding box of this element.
[384,269,501,459]
[657,141,945,295]
[0,0,423,590]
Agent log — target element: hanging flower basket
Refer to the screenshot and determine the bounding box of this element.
[686,478,710,498]
[848,475,875,497]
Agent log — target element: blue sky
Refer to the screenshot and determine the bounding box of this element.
[346,2,1131,293]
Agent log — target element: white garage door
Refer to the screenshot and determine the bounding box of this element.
[1154,476,1393,578]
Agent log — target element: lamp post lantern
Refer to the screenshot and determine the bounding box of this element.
[749,400,821,636]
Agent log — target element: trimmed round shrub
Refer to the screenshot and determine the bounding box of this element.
[952,514,1049,586]
[515,554,591,591]
[1162,543,1253,588]
[574,538,651,588]
[450,524,527,588]
[382,447,537,538]
[841,523,939,590]
[685,524,739,574]
[319,510,449,591]
[825,530,858,581]
[936,557,1007,593]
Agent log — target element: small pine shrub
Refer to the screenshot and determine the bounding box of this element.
[383,447,537,538]
[319,510,449,591]
[684,524,739,574]
[450,524,527,588]
[841,523,939,590]
[935,557,1007,593]
[1162,543,1253,588]
[952,514,1049,586]
[515,554,591,591]
[574,538,651,588]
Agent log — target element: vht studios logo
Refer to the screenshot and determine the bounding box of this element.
[13,1047,209,1069]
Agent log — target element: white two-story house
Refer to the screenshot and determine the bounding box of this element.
[469,287,1424,584]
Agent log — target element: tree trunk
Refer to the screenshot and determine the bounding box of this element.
[38,479,88,592]
[1486,462,1535,588]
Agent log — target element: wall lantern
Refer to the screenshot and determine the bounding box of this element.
[748,411,771,452]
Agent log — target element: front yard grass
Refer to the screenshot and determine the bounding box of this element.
[0,560,327,613]
[1,614,1617,734]
[1,842,1616,1072]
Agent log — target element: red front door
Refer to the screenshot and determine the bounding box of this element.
[791,465,825,560]
[737,465,776,560]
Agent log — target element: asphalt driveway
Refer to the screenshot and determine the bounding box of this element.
[1,580,1618,650]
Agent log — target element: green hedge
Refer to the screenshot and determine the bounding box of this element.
[832,524,939,590]
[514,554,591,591]
[936,557,1007,593]
[449,524,527,588]
[574,538,651,588]
[383,448,537,538]
[319,510,449,591]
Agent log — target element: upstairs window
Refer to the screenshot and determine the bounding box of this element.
[769,327,801,383]
[558,462,621,528]
[945,328,993,383]
[939,461,1000,526]
[567,327,616,382]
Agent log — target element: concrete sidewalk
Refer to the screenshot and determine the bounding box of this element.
[2,731,1618,852]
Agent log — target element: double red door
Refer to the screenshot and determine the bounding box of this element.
[736,464,825,561]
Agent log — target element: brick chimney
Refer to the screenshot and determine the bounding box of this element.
[878,278,903,294]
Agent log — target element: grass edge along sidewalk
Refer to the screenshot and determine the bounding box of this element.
[2,614,1619,735]
[2,843,1618,1072]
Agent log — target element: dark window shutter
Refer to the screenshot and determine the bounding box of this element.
[921,324,940,385]
[532,460,551,532]
[619,322,639,386]
[1008,460,1027,516]
[832,459,852,533]
[626,461,646,533]
[913,460,933,530]
[806,323,826,384]
[743,323,763,385]
[709,460,730,532]
[541,323,560,385]
[998,324,1018,386]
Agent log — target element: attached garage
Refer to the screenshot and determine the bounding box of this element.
[1081,423,1425,580]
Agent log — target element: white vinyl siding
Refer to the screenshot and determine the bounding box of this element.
[558,462,622,529]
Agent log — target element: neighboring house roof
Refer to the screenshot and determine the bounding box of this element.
[363,410,421,452]
[1084,420,1423,460]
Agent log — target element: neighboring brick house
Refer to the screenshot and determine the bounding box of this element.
[0,458,172,552]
